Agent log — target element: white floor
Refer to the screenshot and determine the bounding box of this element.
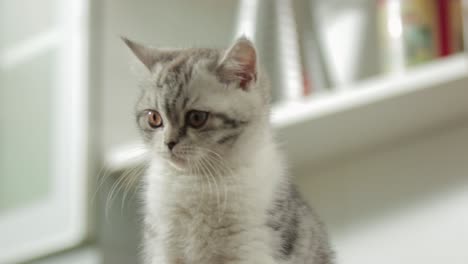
[296,121,468,264]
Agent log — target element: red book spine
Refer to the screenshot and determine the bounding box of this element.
[437,0,452,57]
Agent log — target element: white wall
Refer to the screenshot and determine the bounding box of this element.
[295,121,468,264]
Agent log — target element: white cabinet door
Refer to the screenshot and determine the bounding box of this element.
[0,0,89,262]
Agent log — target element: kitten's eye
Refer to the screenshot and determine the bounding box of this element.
[146,110,163,128]
[186,110,209,128]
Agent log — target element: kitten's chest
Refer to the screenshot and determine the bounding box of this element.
[162,201,239,263]
[145,168,271,261]
[164,190,235,237]
[149,180,235,245]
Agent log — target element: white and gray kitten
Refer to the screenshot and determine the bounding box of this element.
[123,37,333,264]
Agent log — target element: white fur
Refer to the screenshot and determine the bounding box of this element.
[143,125,287,264]
[136,39,303,264]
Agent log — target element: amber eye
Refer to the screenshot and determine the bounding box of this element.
[146,110,163,129]
[186,110,209,128]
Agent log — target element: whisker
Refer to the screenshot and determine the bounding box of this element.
[191,159,206,212]
[120,163,147,213]
[200,154,222,219]
[198,156,214,201]
[105,170,129,221]
[192,146,241,221]
[202,155,227,221]
[92,164,113,204]
[199,147,241,216]
[202,153,230,216]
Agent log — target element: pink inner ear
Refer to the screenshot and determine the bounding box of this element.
[237,69,257,90]
[220,38,257,90]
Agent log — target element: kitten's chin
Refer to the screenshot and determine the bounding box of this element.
[166,154,189,171]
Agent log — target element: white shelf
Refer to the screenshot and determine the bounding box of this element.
[272,55,468,128]
[274,54,468,167]
[106,55,468,172]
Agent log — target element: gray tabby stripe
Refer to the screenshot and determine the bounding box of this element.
[212,113,248,129]
[182,97,189,109]
[280,211,299,258]
[164,97,172,122]
[217,132,241,144]
[178,124,188,138]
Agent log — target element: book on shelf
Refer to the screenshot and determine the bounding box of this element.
[447,0,464,54]
[272,0,332,100]
[378,0,464,73]
[293,0,332,96]
[402,0,439,66]
[312,0,380,90]
[437,0,464,56]
[464,0,468,51]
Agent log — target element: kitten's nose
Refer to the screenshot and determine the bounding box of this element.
[166,141,177,151]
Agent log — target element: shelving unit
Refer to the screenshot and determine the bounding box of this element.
[106,54,468,172]
[274,54,468,167]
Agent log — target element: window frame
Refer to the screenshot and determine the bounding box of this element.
[0,0,90,262]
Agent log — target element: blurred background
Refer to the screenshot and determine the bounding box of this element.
[1,0,468,263]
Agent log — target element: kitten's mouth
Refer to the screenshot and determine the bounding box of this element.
[168,153,188,169]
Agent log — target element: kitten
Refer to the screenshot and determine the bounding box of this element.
[123,36,333,264]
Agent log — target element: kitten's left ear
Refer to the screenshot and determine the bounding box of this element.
[217,37,257,90]
[122,37,160,71]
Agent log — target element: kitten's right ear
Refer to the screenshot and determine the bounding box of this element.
[122,37,160,70]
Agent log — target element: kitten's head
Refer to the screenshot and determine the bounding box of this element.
[124,37,270,171]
